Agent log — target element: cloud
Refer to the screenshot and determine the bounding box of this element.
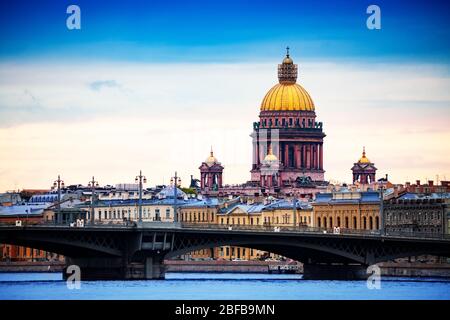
[89,80,121,91]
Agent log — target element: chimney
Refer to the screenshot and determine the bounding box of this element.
[428,180,434,187]
[405,182,411,187]
[416,180,420,186]
[385,174,388,181]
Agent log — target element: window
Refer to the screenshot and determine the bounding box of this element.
[317,217,321,228]
[166,208,170,219]
[353,217,357,229]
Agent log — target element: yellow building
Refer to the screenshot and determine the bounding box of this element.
[179,198,313,261]
[312,191,381,230]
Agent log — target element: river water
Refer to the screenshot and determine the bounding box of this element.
[0,273,449,300]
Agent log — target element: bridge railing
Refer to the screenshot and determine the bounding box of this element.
[0,221,448,240]
[180,223,380,236]
[179,223,450,240]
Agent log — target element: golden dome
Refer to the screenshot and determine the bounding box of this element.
[358,147,371,164]
[205,147,218,166]
[261,83,315,111]
[282,56,293,64]
[264,146,278,162]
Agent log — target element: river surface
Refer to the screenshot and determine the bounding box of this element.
[0,272,449,300]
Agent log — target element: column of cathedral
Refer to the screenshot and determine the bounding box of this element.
[257,141,323,171]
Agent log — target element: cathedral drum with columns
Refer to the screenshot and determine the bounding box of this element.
[251,49,326,189]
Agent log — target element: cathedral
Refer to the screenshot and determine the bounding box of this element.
[197,49,328,198]
[250,48,326,192]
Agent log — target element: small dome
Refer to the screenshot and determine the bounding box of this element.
[205,148,219,166]
[282,56,293,64]
[358,147,371,164]
[264,146,278,162]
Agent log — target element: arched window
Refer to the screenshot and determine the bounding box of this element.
[324,218,327,228]
[345,217,349,229]
[369,216,373,230]
[363,217,367,229]
[376,216,380,230]
[337,217,341,227]
[329,217,333,228]
[317,217,321,228]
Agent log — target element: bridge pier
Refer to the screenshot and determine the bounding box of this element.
[303,263,368,280]
[63,254,166,280]
[144,255,165,280]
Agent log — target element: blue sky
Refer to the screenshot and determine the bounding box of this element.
[1,0,450,62]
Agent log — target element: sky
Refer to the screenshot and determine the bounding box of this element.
[0,0,449,191]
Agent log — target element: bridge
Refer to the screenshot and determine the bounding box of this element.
[1,222,449,280]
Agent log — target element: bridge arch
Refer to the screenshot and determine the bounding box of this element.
[165,237,367,264]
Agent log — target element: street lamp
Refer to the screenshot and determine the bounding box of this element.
[135,170,147,223]
[88,176,99,225]
[292,195,297,228]
[53,175,65,224]
[170,171,181,223]
[379,184,385,235]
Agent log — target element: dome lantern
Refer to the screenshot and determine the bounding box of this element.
[278,46,298,84]
[260,48,315,112]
